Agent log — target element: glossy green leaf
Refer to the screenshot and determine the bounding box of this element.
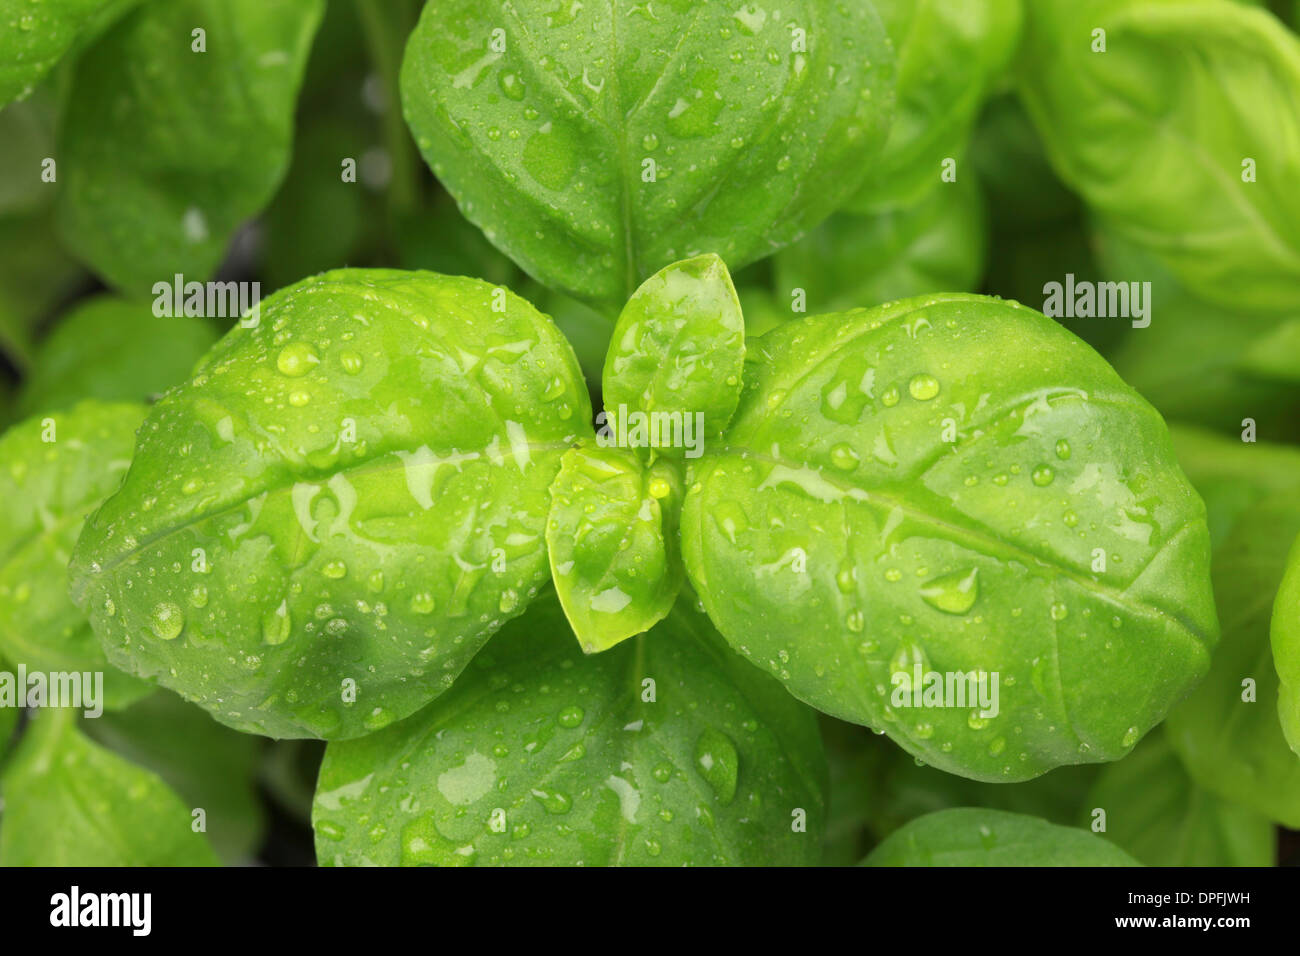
[862,807,1140,866]
[313,594,826,866]
[85,690,266,864]
[846,0,1023,212]
[1084,733,1275,866]
[55,0,325,293]
[1019,0,1300,315]
[0,401,149,709]
[399,0,895,308]
[547,446,683,653]
[70,269,591,740]
[0,0,139,107]
[0,708,219,865]
[15,296,221,419]
[602,254,745,458]
[773,175,987,315]
[1270,532,1300,756]
[681,293,1217,782]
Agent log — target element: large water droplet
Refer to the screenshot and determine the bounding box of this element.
[149,602,184,640]
[694,729,738,805]
[919,568,979,615]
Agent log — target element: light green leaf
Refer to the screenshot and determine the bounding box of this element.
[1163,460,1300,825]
[0,0,140,107]
[1085,732,1275,866]
[313,594,826,866]
[16,296,221,419]
[55,0,325,293]
[0,401,149,709]
[602,254,745,458]
[0,708,219,865]
[547,446,683,653]
[773,174,987,314]
[846,0,1023,212]
[681,293,1217,782]
[862,807,1140,866]
[1018,0,1300,315]
[85,690,266,864]
[1270,532,1300,756]
[70,269,590,740]
[399,0,895,308]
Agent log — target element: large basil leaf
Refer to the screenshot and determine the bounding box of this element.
[399,0,895,309]
[1084,732,1274,866]
[16,296,221,418]
[314,594,825,866]
[70,269,591,740]
[1019,0,1300,316]
[55,0,325,294]
[85,690,267,864]
[773,174,987,315]
[846,0,1023,213]
[0,401,149,709]
[0,708,219,865]
[862,807,1140,866]
[0,0,140,107]
[681,293,1217,782]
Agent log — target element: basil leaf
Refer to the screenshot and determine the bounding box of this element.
[846,0,1023,213]
[1084,733,1275,866]
[547,446,683,653]
[1019,0,1300,316]
[313,595,826,866]
[602,254,745,457]
[0,708,219,865]
[0,401,149,709]
[70,269,591,740]
[681,293,1217,782]
[773,175,987,315]
[0,0,140,107]
[1270,531,1300,757]
[85,690,267,864]
[399,0,895,308]
[862,807,1140,866]
[55,0,325,293]
[16,296,221,419]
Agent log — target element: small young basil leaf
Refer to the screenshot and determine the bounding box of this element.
[0,401,150,709]
[861,807,1140,867]
[1270,533,1300,757]
[15,296,221,419]
[313,594,826,866]
[773,175,987,315]
[1018,0,1300,316]
[55,0,325,294]
[399,0,895,309]
[85,689,267,864]
[845,0,1023,213]
[602,255,745,458]
[70,269,591,740]
[0,708,219,865]
[1084,732,1275,866]
[547,446,683,653]
[0,0,140,107]
[681,293,1217,782]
